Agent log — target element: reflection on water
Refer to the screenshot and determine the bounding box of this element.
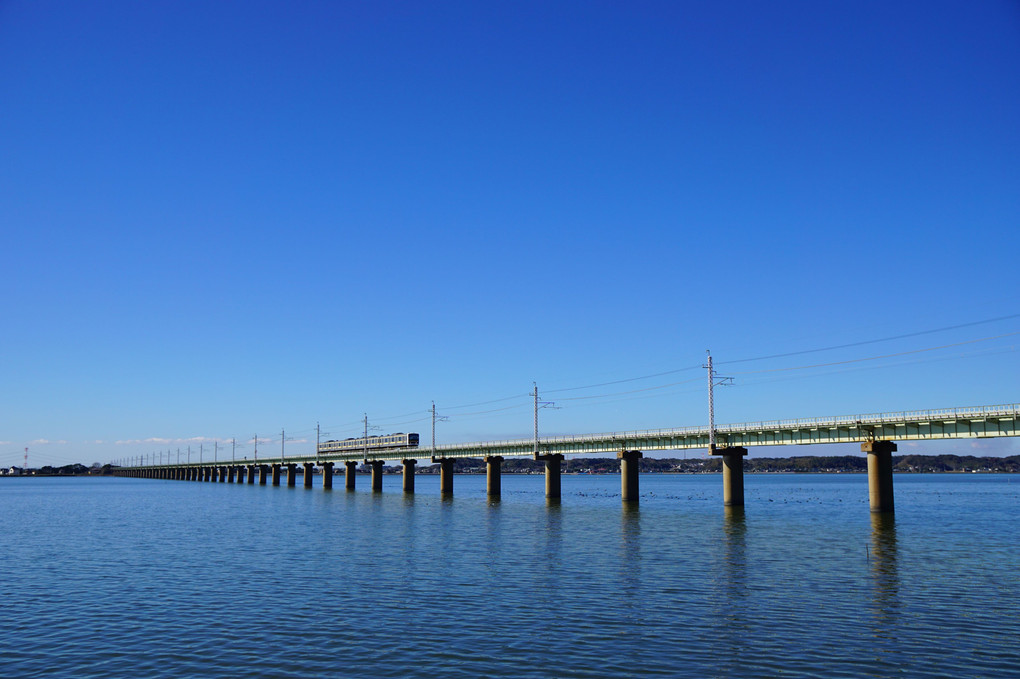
[722,506,748,609]
[620,502,641,557]
[869,512,899,622]
[710,506,750,677]
[618,502,642,629]
[4,475,1018,679]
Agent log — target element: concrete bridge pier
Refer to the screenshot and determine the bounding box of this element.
[322,462,334,490]
[287,463,297,487]
[235,466,244,483]
[863,440,896,513]
[219,466,227,483]
[712,446,748,506]
[247,464,256,484]
[619,451,643,502]
[537,454,564,499]
[402,459,416,493]
[303,463,315,488]
[436,458,456,495]
[485,456,503,497]
[369,460,384,492]
[345,461,357,490]
[227,466,236,483]
[211,466,219,482]
[271,464,281,486]
[259,464,269,485]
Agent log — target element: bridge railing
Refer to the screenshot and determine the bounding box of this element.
[431,403,1020,453]
[121,403,1020,465]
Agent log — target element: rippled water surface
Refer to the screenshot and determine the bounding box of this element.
[2,473,1018,678]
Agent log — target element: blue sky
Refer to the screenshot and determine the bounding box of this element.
[2,1,1018,467]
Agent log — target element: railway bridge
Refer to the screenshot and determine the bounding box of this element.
[115,403,1019,513]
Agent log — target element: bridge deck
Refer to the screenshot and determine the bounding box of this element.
[130,403,1019,469]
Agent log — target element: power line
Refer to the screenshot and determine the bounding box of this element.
[738,344,1018,388]
[555,377,703,401]
[730,331,1020,375]
[545,365,701,394]
[719,313,1020,366]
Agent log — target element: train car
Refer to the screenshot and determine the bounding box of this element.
[317,432,419,456]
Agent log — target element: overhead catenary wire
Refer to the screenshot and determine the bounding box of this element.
[730,331,1020,375]
[99,315,1019,462]
[736,344,1018,389]
[718,312,1020,366]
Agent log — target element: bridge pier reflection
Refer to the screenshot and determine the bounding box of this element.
[869,512,899,621]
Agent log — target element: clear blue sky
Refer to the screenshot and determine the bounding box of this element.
[2,1,1018,467]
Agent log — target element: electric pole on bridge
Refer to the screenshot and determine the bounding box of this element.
[706,350,745,507]
[431,401,448,459]
[704,350,732,451]
[531,382,558,457]
[361,414,381,461]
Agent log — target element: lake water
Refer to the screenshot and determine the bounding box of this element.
[2,473,1017,678]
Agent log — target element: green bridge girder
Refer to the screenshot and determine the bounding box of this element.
[122,403,1019,471]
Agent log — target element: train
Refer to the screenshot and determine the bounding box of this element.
[317,432,419,455]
